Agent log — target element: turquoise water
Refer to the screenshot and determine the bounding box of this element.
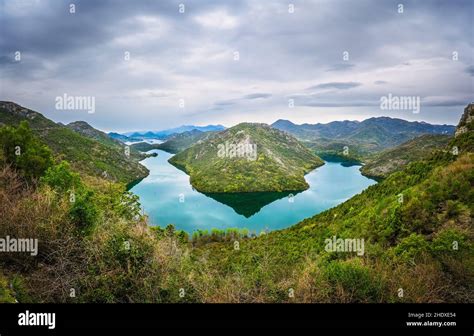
[130,150,377,233]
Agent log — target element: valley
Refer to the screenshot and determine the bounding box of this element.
[0,101,472,304]
[130,149,376,232]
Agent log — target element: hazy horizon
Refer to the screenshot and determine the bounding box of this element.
[117,113,460,135]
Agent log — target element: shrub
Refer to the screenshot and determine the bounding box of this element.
[0,274,16,303]
[431,228,468,256]
[69,189,99,233]
[40,161,82,192]
[323,259,383,302]
[393,233,429,262]
[0,121,53,180]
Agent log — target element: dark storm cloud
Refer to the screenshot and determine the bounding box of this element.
[1,0,473,130]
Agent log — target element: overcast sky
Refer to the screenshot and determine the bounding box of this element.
[1,0,473,132]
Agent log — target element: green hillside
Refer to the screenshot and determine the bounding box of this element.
[192,104,474,302]
[272,117,455,162]
[169,123,324,193]
[360,134,452,179]
[0,102,149,184]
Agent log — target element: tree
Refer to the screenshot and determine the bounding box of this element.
[0,121,53,180]
[41,160,82,192]
[69,189,99,233]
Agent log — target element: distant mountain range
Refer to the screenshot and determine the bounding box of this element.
[120,117,456,164]
[131,129,217,154]
[271,117,455,161]
[108,132,142,143]
[112,124,226,141]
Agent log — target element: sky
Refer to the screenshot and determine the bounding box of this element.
[1,0,473,132]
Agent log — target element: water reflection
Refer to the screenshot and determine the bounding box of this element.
[204,191,301,217]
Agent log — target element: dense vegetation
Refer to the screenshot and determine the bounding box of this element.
[169,123,324,192]
[360,134,451,179]
[0,103,472,303]
[0,102,149,185]
[272,117,455,162]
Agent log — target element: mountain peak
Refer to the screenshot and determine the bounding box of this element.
[67,120,96,130]
[271,119,296,127]
[65,120,123,147]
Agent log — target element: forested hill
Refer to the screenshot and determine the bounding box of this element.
[169,122,324,193]
[0,101,149,184]
[360,134,452,179]
[272,116,455,161]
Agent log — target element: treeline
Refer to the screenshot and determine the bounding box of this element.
[151,224,255,246]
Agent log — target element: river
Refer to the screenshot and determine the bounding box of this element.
[130,150,377,233]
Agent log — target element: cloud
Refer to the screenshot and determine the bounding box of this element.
[422,97,470,107]
[243,93,272,99]
[465,65,474,77]
[214,100,236,107]
[306,82,362,91]
[194,9,239,29]
[0,0,472,131]
[298,100,379,108]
